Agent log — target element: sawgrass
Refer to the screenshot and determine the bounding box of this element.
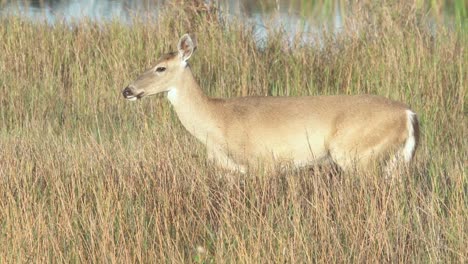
[0,1,466,262]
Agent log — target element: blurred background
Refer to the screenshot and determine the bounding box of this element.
[0,0,465,43]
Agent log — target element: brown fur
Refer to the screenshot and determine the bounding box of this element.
[122,34,419,173]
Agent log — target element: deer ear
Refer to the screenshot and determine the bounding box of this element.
[177,34,196,62]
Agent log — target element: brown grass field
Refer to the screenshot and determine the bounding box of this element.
[0,1,466,262]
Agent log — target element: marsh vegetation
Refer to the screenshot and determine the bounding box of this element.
[0,0,466,262]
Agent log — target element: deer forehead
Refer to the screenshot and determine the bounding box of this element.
[154,52,180,66]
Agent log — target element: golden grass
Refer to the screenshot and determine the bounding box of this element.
[0,1,466,262]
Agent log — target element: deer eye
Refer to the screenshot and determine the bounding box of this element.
[155,66,166,73]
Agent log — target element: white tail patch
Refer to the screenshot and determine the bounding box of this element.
[384,110,419,177]
[403,110,417,162]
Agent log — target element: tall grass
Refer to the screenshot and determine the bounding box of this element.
[0,1,466,262]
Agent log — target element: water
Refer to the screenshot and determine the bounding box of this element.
[0,1,344,32]
[0,0,162,23]
[0,0,463,44]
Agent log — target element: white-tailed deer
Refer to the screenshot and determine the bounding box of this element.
[122,34,419,174]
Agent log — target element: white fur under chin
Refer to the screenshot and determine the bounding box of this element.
[167,87,178,104]
[403,110,417,162]
[127,97,137,101]
[166,61,185,104]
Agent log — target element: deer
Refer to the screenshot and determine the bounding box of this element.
[122,34,419,175]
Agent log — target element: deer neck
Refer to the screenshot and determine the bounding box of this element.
[166,67,219,142]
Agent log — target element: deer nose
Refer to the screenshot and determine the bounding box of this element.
[122,86,134,98]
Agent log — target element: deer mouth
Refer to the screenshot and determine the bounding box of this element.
[136,92,145,99]
[122,86,145,101]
